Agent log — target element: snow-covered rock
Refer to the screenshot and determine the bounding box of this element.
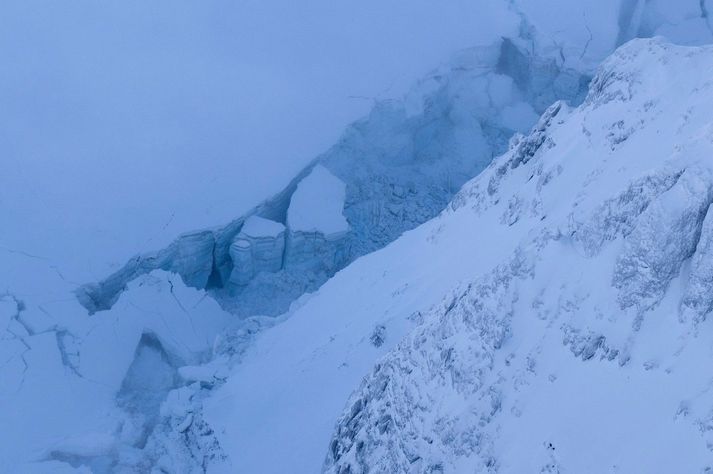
[682,207,713,322]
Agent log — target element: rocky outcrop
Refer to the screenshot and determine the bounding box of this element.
[325,252,532,474]
[569,167,684,257]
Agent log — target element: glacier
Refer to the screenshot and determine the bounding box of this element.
[5,1,713,473]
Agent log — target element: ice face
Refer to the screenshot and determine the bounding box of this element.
[287,165,349,238]
[228,218,286,287]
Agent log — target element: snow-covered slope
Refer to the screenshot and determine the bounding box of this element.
[205,38,713,473]
[324,38,713,472]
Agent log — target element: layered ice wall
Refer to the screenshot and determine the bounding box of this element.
[228,216,286,286]
[287,165,349,238]
[224,167,351,312]
[283,165,349,274]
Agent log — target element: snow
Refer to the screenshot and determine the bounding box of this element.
[239,216,285,239]
[0,271,235,471]
[0,3,521,466]
[4,2,713,473]
[322,38,713,472]
[287,165,349,238]
[207,39,713,473]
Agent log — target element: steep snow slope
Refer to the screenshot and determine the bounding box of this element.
[205,38,713,473]
[324,38,713,472]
